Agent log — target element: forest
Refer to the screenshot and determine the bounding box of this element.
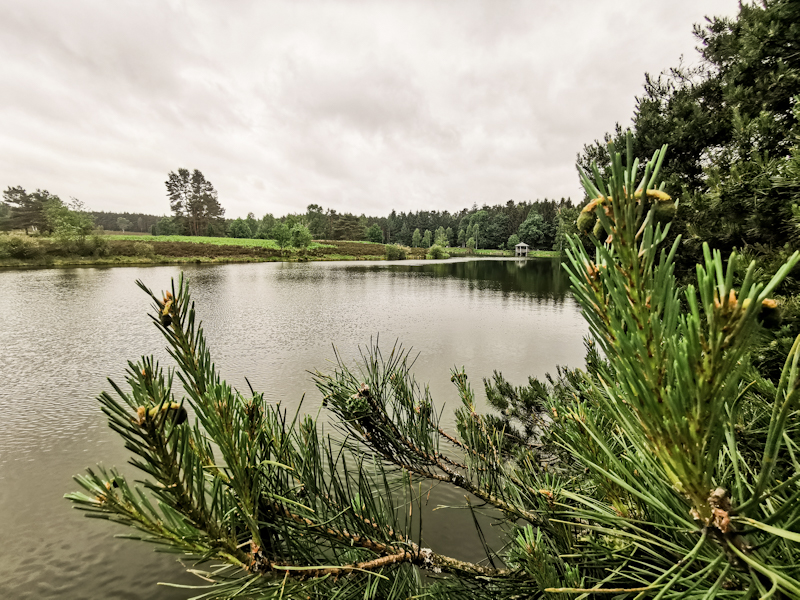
[3,179,573,252]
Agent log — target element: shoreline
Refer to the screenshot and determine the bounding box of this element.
[0,249,561,270]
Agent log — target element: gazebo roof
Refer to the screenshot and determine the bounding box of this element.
[515,242,529,247]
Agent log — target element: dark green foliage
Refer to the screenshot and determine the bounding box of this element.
[434,226,447,247]
[245,213,259,237]
[578,0,800,260]
[330,212,366,241]
[151,216,181,236]
[305,204,327,238]
[255,213,276,239]
[165,169,225,236]
[384,244,407,260]
[272,222,291,250]
[398,223,411,246]
[277,199,572,247]
[517,211,546,248]
[93,211,161,233]
[0,235,45,259]
[421,229,431,248]
[228,218,253,239]
[552,206,581,252]
[574,0,800,383]
[2,186,59,234]
[366,223,384,243]
[290,223,313,250]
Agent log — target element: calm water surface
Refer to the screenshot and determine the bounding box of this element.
[0,258,586,599]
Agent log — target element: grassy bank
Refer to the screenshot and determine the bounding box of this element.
[0,234,560,269]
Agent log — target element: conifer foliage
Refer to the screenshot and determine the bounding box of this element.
[69,137,800,598]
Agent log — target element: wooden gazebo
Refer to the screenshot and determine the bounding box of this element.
[515,242,530,257]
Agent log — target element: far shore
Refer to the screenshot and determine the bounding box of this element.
[0,234,561,270]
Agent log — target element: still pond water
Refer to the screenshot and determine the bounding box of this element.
[0,257,586,599]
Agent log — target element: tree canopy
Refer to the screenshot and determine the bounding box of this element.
[2,186,59,234]
[577,0,800,263]
[166,169,226,236]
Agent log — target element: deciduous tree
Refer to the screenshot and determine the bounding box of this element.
[117,217,132,233]
[272,222,292,251]
[228,218,252,239]
[517,210,545,248]
[421,229,431,248]
[291,223,312,251]
[44,198,95,242]
[366,223,384,243]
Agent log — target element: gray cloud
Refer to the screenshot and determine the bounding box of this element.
[0,0,739,218]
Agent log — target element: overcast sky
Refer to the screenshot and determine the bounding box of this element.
[0,0,739,219]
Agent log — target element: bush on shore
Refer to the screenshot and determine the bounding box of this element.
[427,244,449,259]
[385,244,407,260]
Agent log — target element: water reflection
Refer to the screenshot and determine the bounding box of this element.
[348,257,571,300]
[0,259,586,600]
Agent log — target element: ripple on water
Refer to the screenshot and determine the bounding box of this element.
[0,260,586,599]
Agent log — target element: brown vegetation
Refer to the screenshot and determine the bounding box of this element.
[137,240,397,259]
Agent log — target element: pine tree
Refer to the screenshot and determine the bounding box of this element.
[165,169,225,236]
[2,186,59,234]
[69,135,800,598]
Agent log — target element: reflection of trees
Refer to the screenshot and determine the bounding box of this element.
[370,258,571,301]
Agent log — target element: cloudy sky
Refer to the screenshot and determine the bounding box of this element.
[0,0,739,219]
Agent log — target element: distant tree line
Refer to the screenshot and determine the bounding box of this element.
[154,168,578,250]
[91,212,161,233]
[3,167,575,252]
[220,198,576,251]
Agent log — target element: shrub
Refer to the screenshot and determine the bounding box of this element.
[0,236,44,259]
[384,244,407,260]
[86,233,110,257]
[133,241,155,258]
[427,244,448,259]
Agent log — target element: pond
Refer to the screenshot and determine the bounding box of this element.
[0,257,587,599]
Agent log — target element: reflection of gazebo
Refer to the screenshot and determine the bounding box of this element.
[515,242,530,257]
